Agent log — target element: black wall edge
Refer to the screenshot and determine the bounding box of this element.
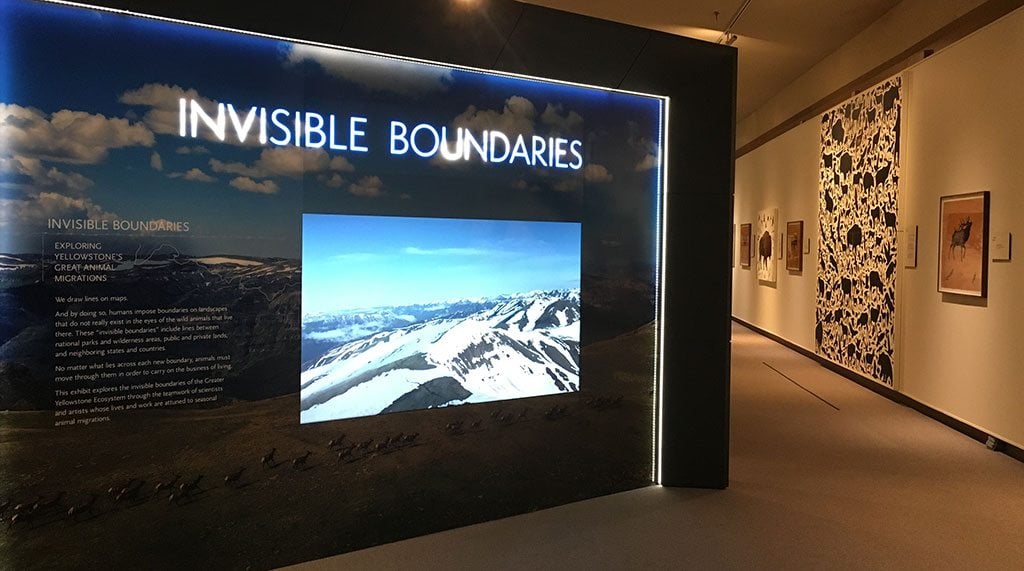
[732,316,1024,465]
[81,0,736,489]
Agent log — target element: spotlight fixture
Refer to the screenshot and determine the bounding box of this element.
[715,0,752,45]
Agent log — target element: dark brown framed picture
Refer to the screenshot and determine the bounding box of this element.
[786,220,803,272]
[938,191,989,297]
[739,223,752,267]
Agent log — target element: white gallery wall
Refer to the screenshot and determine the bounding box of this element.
[734,6,1024,447]
[900,7,1024,447]
[733,119,819,351]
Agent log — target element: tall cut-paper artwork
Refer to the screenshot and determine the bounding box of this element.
[816,77,901,385]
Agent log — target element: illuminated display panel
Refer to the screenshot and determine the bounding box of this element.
[0,1,669,568]
[301,215,582,423]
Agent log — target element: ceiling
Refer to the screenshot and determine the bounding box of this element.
[523,0,904,120]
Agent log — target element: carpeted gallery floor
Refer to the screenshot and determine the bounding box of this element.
[288,322,1024,570]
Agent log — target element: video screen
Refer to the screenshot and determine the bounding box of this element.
[300,214,581,423]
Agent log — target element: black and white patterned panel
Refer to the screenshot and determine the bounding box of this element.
[816,77,901,385]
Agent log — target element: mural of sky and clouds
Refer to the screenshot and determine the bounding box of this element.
[0,0,663,262]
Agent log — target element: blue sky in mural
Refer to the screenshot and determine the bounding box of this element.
[0,0,662,260]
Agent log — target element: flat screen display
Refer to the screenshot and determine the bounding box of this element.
[301,214,581,422]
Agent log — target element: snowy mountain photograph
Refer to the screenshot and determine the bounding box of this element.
[300,214,581,423]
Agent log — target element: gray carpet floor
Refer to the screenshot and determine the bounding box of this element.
[289,322,1024,570]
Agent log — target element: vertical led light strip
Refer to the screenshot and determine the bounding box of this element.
[654,96,670,485]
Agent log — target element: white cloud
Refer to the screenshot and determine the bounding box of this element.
[229,176,278,194]
[150,151,163,171]
[318,173,346,188]
[348,175,384,197]
[255,147,328,178]
[452,96,536,137]
[510,179,541,192]
[0,191,118,226]
[635,153,659,171]
[175,145,209,155]
[583,163,613,183]
[554,179,580,193]
[0,156,93,193]
[285,44,452,97]
[210,147,354,180]
[120,84,266,148]
[540,104,584,134]
[329,155,355,172]
[1,103,154,164]
[169,168,216,183]
[209,158,262,178]
[547,162,612,192]
[120,83,204,137]
[627,120,660,172]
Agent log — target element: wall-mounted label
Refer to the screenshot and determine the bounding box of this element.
[992,231,1012,261]
[903,225,918,268]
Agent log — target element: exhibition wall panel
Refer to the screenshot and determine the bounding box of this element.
[734,5,1024,449]
[0,0,735,568]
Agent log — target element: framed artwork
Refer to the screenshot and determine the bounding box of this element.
[786,220,803,272]
[756,208,777,283]
[938,191,989,297]
[739,223,752,267]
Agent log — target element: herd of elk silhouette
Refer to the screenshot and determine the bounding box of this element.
[5,393,624,532]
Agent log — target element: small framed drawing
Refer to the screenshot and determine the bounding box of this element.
[739,223,752,268]
[938,191,989,297]
[785,221,803,272]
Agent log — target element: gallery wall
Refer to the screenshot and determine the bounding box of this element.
[899,6,1024,447]
[734,5,1024,448]
[733,119,819,350]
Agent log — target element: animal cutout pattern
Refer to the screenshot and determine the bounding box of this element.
[816,77,901,385]
[757,208,777,283]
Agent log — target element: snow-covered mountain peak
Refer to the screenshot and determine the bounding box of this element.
[299,289,580,423]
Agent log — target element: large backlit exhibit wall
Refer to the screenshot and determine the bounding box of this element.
[734,6,1024,450]
[0,0,735,569]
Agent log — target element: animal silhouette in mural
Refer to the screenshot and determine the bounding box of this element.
[758,231,772,269]
[949,217,972,261]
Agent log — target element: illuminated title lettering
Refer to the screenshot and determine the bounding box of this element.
[389,122,582,169]
[179,99,583,170]
[179,99,367,152]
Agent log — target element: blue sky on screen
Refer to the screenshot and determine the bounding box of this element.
[302,214,580,313]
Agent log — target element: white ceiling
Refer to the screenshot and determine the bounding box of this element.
[523,0,904,120]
